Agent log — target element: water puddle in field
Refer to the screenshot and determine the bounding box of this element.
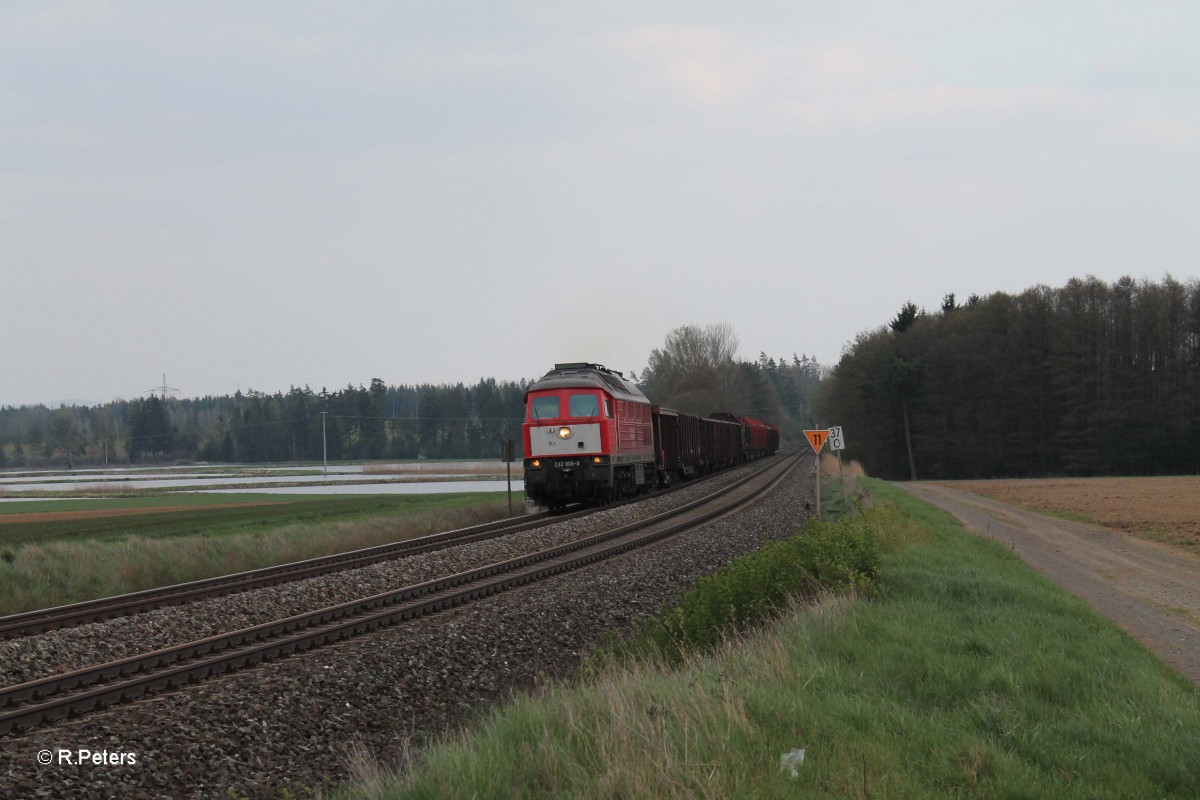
[0,475,484,492]
[0,497,87,503]
[197,480,522,496]
[0,462,520,496]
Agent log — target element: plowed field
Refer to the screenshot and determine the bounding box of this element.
[942,476,1200,552]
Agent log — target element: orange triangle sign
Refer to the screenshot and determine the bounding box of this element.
[804,429,829,454]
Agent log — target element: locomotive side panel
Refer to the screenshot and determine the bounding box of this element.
[614,397,654,462]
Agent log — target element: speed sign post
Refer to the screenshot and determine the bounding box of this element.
[804,430,830,517]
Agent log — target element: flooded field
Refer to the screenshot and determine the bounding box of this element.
[201,481,521,495]
[0,462,522,498]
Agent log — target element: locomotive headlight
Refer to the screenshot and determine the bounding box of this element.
[557,426,573,440]
[530,459,541,468]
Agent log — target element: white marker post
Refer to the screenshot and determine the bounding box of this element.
[828,426,847,508]
[804,430,830,517]
[502,438,515,516]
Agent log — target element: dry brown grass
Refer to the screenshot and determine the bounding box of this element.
[820,453,865,479]
[819,453,869,509]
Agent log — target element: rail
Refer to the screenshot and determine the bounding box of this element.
[0,451,800,736]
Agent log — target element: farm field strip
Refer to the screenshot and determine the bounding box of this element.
[936,475,1200,551]
[0,492,515,548]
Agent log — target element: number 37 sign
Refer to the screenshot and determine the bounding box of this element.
[827,426,846,451]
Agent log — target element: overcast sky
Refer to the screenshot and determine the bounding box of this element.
[5,1,1198,406]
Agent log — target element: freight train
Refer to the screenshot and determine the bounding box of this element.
[522,363,780,510]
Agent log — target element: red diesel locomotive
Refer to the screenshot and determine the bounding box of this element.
[522,363,780,509]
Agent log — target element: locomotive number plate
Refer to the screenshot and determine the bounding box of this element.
[557,460,580,468]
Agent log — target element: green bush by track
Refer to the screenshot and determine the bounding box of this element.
[605,502,914,664]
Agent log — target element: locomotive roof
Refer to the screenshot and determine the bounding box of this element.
[527,363,649,402]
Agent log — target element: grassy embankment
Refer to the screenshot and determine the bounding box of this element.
[0,493,517,614]
[342,478,1200,799]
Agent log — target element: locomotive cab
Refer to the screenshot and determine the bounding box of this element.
[523,363,654,509]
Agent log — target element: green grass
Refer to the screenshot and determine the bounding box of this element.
[593,502,914,667]
[0,493,303,515]
[817,475,856,519]
[0,493,520,614]
[342,478,1200,799]
[0,492,510,547]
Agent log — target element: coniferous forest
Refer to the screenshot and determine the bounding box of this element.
[6,274,1199,481]
[0,380,533,467]
[0,325,824,467]
[816,275,1200,480]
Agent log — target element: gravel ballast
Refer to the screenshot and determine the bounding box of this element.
[0,464,763,688]
[1,458,815,798]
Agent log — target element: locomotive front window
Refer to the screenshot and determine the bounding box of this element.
[530,396,561,419]
[569,393,600,418]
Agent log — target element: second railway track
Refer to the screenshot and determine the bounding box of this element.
[0,507,586,641]
[0,456,765,641]
[1,451,801,737]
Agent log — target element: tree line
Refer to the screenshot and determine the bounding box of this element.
[0,324,825,469]
[817,275,1200,480]
[0,379,531,467]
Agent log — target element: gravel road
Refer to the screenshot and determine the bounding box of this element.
[901,482,1200,685]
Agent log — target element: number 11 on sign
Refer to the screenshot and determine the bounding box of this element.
[805,430,829,453]
[804,430,829,517]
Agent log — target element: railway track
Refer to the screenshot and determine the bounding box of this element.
[0,451,800,737]
[0,507,585,640]
[0,461,759,641]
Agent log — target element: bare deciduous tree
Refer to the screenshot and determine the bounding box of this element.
[640,323,744,415]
